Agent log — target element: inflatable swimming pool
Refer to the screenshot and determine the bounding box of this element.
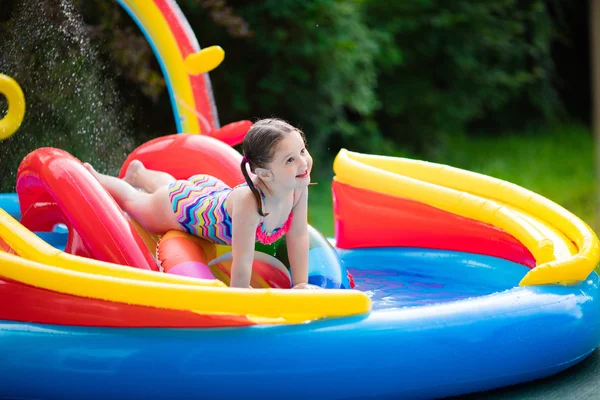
[2,135,600,399]
[1,177,600,400]
[1,0,600,399]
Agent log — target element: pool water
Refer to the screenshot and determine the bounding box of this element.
[340,247,531,311]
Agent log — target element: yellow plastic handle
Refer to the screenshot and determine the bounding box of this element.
[184,46,225,75]
[0,74,25,140]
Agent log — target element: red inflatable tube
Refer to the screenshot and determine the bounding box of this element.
[119,134,245,187]
[16,148,157,270]
[207,120,252,147]
[333,181,536,268]
[0,278,255,328]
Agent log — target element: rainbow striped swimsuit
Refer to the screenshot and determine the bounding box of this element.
[167,174,293,245]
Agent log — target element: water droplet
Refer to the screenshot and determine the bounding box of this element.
[0,0,135,190]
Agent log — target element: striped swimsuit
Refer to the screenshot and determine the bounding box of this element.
[167,175,293,245]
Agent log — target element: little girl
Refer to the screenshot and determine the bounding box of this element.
[85,118,319,289]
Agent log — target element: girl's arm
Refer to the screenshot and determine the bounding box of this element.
[229,189,261,288]
[286,187,310,287]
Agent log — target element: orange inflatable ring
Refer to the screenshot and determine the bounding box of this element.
[156,230,292,288]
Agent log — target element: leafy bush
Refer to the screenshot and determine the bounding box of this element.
[0,0,569,190]
[0,0,135,192]
[365,0,562,153]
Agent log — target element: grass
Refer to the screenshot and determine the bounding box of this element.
[307,124,597,238]
[307,175,337,238]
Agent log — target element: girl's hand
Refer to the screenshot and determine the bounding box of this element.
[292,282,323,290]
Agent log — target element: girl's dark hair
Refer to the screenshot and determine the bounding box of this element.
[240,118,305,217]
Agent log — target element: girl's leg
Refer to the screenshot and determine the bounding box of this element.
[123,160,176,193]
[124,186,183,234]
[84,164,182,234]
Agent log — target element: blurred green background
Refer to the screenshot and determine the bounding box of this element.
[0,0,594,238]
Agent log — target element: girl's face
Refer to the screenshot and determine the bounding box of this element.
[267,130,313,189]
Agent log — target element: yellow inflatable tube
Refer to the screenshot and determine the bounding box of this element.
[0,209,222,287]
[517,212,576,261]
[0,74,25,140]
[334,149,600,286]
[341,151,599,285]
[0,210,370,323]
[0,249,370,324]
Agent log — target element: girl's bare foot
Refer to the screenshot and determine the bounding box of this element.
[84,163,116,190]
[83,162,101,180]
[123,160,145,187]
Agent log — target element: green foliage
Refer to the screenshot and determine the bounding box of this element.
[212,0,384,157]
[71,0,391,162]
[0,0,576,195]
[79,0,166,103]
[429,124,596,230]
[0,0,135,193]
[364,0,562,152]
[178,0,564,159]
[61,0,565,162]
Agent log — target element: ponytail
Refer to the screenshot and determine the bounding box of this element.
[240,157,268,217]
